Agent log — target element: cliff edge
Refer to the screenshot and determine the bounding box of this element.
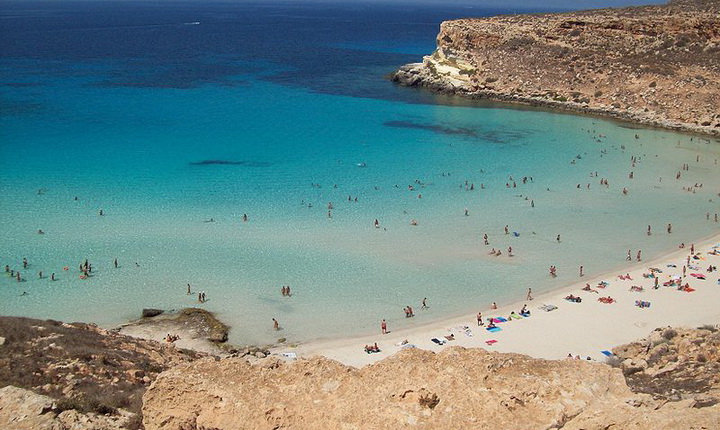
[392,0,720,136]
[143,326,720,430]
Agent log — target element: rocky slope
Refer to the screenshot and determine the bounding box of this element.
[143,326,720,430]
[392,0,720,136]
[0,316,207,429]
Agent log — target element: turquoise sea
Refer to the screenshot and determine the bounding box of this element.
[1,1,718,346]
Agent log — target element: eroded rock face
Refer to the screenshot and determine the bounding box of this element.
[0,386,132,430]
[392,0,720,136]
[141,345,719,430]
[613,326,720,404]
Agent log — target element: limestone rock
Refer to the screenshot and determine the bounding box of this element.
[0,386,133,430]
[392,0,720,136]
[140,347,668,430]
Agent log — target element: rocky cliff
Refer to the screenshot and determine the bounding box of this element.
[392,0,720,136]
[143,326,720,430]
[3,316,718,430]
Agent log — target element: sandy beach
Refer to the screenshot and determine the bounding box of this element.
[273,234,720,368]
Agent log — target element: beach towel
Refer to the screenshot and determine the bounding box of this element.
[495,317,508,322]
[539,304,558,312]
[486,327,502,332]
[601,350,614,357]
[690,273,706,279]
[510,313,523,320]
[520,312,531,317]
[485,339,497,345]
[400,343,417,349]
[279,352,297,359]
[431,338,446,345]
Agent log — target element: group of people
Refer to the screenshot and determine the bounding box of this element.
[281,285,292,297]
[164,333,180,343]
[404,305,414,318]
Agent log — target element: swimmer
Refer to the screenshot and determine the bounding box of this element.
[374,219,380,228]
[37,229,45,234]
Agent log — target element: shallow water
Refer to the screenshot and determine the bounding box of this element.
[1,1,719,346]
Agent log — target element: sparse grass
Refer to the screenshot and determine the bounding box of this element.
[0,316,202,419]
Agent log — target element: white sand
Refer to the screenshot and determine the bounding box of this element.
[273,235,720,368]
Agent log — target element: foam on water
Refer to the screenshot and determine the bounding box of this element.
[1,1,719,346]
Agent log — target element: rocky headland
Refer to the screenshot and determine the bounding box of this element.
[392,0,720,136]
[1,315,719,429]
[142,325,720,430]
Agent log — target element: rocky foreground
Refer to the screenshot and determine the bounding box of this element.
[2,318,719,430]
[392,0,720,136]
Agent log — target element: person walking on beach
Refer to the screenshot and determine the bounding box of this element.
[526,288,533,301]
[381,319,387,334]
[636,250,642,261]
[422,298,428,309]
[579,265,584,277]
[483,233,489,245]
[477,312,484,326]
[627,250,632,261]
[273,318,279,331]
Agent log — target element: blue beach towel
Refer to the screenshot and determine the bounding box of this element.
[601,350,613,357]
[486,327,502,332]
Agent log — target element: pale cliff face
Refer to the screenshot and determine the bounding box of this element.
[393,0,720,135]
[142,330,720,430]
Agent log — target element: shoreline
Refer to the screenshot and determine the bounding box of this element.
[271,232,720,368]
[392,64,720,139]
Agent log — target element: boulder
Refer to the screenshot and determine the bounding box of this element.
[142,308,164,318]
